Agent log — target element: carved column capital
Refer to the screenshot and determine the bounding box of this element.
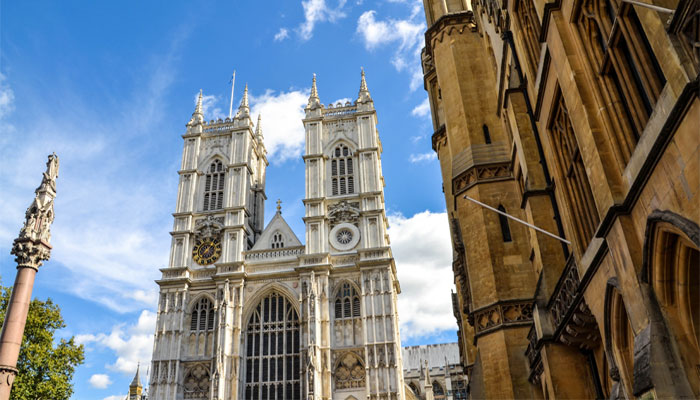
[11,238,52,271]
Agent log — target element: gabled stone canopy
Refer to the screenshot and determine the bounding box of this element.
[250,208,303,251]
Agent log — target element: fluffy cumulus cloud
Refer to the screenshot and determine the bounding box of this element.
[199,92,225,120]
[388,211,457,338]
[274,28,290,41]
[356,5,425,90]
[298,0,347,40]
[409,152,436,163]
[89,374,113,389]
[250,88,309,163]
[411,97,430,118]
[77,310,156,375]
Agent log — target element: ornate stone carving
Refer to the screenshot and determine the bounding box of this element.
[431,124,446,152]
[11,153,59,270]
[334,352,366,389]
[471,300,533,336]
[328,200,360,226]
[183,364,210,399]
[194,216,224,239]
[452,163,512,195]
[425,11,478,55]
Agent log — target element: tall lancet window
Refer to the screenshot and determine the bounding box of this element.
[331,145,354,196]
[244,292,301,400]
[334,282,360,319]
[203,160,225,211]
[188,297,215,357]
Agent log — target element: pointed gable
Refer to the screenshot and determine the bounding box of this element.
[251,210,303,251]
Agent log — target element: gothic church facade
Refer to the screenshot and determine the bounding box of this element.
[148,72,407,400]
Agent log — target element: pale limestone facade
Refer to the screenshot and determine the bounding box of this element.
[401,344,467,400]
[148,72,407,400]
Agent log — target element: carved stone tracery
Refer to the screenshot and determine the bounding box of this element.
[471,300,533,336]
[183,364,210,399]
[452,163,512,195]
[328,200,361,226]
[334,352,366,390]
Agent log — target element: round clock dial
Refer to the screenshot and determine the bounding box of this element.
[192,236,222,265]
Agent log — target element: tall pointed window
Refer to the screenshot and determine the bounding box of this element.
[548,89,599,253]
[203,160,225,211]
[433,381,446,399]
[334,283,361,319]
[331,145,354,196]
[190,297,215,332]
[244,292,301,400]
[575,0,666,167]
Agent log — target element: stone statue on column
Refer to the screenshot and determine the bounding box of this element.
[0,153,59,400]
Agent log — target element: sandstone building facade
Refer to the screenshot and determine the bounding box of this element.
[148,73,408,400]
[420,0,699,398]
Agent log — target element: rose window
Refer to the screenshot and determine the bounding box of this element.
[336,229,353,245]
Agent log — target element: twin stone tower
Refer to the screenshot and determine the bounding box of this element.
[147,72,408,400]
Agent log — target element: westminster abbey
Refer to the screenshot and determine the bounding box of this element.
[419,0,699,398]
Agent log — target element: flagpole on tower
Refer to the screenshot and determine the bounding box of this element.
[228,70,236,119]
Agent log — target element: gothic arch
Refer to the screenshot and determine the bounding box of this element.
[331,279,362,299]
[640,210,700,396]
[240,289,301,400]
[603,278,633,398]
[187,292,216,313]
[323,138,357,156]
[240,283,300,330]
[199,153,229,171]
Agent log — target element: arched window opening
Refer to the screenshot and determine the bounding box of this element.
[433,381,446,399]
[271,232,284,249]
[331,145,354,196]
[203,160,225,211]
[190,297,215,332]
[649,224,700,395]
[408,382,420,396]
[498,205,512,242]
[335,283,361,319]
[574,0,665,167]
[548,89,599,253]
[482,124,492,144]
[610,289,635,397]
[244,292,301,400]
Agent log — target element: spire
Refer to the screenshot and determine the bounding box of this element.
[424,359,435,400]
[236,84,250,119]
[357,67,372,103]
[255,114,263,139]
[188,90,204,126]
[130,362,142,388]
[307,73,321,110]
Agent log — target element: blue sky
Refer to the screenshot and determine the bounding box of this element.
[0,1,457,399]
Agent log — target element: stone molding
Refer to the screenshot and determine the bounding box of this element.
[424,11,477,56]
[452,162,512,195]
[471,299,533,337]
[431,124,446,153]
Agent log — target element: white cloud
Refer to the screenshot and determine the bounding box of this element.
[250,88,309,163]
[103,395,126,400]
[356,7,426,90]
[199,93,225,120]
[0,72,15,119]
[330,97,352,106]
[409,152,436,163]
[89,374,113,389]
[0,32,188,313]
[77,310,156,376]
[411,97,430,118]
[389,211,457,338]
[298,0,347,40]
[274,28,290,41]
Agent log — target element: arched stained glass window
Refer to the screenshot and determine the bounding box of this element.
[244,292,301,400]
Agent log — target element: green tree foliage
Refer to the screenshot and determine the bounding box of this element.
[0,285,85,400]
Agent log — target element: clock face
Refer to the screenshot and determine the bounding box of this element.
[192,236,222,266]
